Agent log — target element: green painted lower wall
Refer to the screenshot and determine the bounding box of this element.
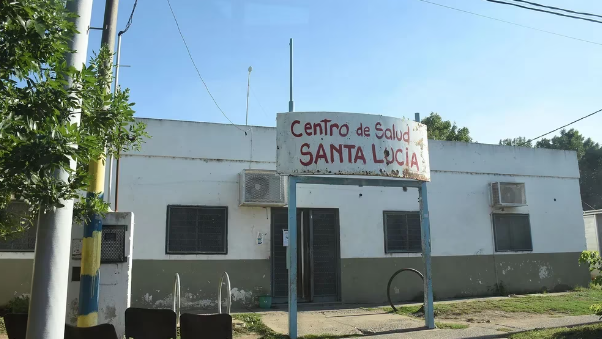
[0,253,589,310]
[341,252,590,304]
[0,259,33,306]
[131,259,271,311]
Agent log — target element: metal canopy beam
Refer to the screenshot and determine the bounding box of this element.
[292,176,423,188]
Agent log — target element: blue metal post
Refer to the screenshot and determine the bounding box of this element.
[287,176,298,338]
[416,113,435,329]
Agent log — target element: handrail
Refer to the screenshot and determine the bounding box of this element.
[173,273,181,325]
[217,272,231,314]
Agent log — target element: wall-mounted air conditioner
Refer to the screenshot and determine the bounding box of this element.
[239,169,286,207]
[491,182,527,207]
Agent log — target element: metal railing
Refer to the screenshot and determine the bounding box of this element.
[217,272,231,314]
[173,273,181,325]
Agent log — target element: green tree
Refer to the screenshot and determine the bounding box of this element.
[579,251,602,317]
[0,0,148,238]
[499,137,532,147]
[501,129,601,209]
[421,112,472,142]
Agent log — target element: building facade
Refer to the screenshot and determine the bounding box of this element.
[0,117,590,310]
[584,210,602,253]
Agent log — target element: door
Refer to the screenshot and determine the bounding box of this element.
[271,208,340,303]
[310,209,340,302]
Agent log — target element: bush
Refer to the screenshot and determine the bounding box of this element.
[7,295,29,314]
[579,251,602,317]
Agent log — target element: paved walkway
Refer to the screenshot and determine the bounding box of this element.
[256,308,600,339]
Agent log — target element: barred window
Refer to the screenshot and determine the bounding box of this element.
[493,213,533,252]
[383,211,421,253]
[166,206,228,254]
[0,201,37,252]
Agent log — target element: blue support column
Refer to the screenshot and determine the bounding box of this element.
[419,185,435,329]
[416,113,435,329]
[287,176,298,338]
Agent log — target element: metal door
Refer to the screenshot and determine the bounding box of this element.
[271,208,340,303]
[271,208,289,302]
[310,209,340,302]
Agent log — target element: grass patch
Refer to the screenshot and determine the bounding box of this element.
[509,323,602,339]
[387,289,602,318]
[435,322,468,329]
[233,313,360,339]
[0,317,4,334]
[497,327,513,332]
[233,313,286,339]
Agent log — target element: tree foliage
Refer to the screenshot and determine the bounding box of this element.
[421,113,472,142]
[579,251,602,318]
[0,0,148,238]
[499,137,531,147]
[501,129,602,209]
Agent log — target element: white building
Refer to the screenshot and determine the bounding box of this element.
[0,117,590,309]
[584,210,602,253]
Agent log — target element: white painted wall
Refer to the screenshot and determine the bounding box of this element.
[108,118,586,261]
[584,215,599,252]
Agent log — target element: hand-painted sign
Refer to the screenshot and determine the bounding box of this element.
[276,112,430,181]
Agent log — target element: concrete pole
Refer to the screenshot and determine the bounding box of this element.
[106,33,122,208]
[25,1,94,338]
[77,0,119,327]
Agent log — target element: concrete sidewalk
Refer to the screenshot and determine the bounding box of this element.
[256,308,600,339]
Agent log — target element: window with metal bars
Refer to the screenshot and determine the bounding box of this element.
[383,211,421,253]
[0,201,37,252]
[166,205,228,254]
[493,213,533,252]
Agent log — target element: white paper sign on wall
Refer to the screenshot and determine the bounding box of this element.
[276,112,430,181]
[283,230,289,247]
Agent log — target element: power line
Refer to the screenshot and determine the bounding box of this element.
[119,0,138,35]
[525,108,602,144]
[415,0,602,46]
[509,0,602,20]
[250,87,271,119]
[486,0,602,25]
[165,0,249,132]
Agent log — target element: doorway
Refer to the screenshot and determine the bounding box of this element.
[271,208,341,303]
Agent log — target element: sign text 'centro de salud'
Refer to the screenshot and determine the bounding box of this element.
[276,112,430,181]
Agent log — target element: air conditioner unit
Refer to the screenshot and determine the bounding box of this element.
[491,182,527,207]
[239,169,286,207]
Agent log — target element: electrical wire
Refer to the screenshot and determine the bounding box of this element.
[250,86,272,119]
[119,0,138,35]
[165,0,250,133]
[416,0,602,46]
[509,0,602,20]
[524,108,602,145]
[486,0,602,25]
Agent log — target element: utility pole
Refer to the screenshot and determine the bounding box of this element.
[77,0,119,327]
[288,38,294,112]
[245,66,252,125]
[25,1,94,338]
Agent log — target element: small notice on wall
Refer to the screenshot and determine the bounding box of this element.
[283,230,289,247]
[71,238,82,259]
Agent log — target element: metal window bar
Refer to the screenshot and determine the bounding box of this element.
[0,201,38,252]
[101,225,126,263]
[384,212,421,253]
[166,206,228,254]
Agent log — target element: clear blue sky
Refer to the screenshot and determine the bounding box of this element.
[86,0,602,144]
